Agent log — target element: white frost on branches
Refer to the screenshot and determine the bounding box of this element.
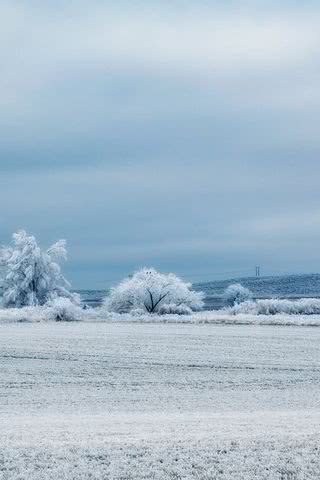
[231,298,320,316]
[104,267,204,315]
[0,230,79,307]
[223,283,253,307]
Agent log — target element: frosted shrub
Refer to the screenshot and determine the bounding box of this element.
[158,304,192,315]
[130,308,147,317]
[231,301,258,315]
[224,283,253,307]
[45,298,84,322]
[256,298,320,315]
[105,267,204,315]
[231,298,320,315]
[0,230,79,307]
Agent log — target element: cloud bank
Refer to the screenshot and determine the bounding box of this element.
[1,1,320,287]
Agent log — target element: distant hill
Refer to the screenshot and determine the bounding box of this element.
[194,273,320,299]
[194,273,320,310]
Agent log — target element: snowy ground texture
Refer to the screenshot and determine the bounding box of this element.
[1,322,320,479]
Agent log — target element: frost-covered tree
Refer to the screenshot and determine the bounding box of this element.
[223,283,253,307]
[0,230,79,307]
[105,267,204,315]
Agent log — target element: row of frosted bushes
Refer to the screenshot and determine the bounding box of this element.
[2,296,320,324]
[231,298,320,316]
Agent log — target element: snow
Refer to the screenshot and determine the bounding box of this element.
[1,322,320,479]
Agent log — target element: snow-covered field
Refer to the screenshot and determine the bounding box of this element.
[1,322,320,479]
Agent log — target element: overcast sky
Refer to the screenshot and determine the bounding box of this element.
[1,1,320,288]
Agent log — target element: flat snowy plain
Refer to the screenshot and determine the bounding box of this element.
[1,322,320,479]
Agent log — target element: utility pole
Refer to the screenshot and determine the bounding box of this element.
[255,266,260,278]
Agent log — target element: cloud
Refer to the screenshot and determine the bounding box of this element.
[1,2,320,166]
[1,1,320,286]
[1,3,320,111]
[2,4,320,74]
[250,211,320,236]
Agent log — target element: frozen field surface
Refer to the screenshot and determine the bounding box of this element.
[1,322,320,479]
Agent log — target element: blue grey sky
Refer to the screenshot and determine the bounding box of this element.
[1,1,320,288]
